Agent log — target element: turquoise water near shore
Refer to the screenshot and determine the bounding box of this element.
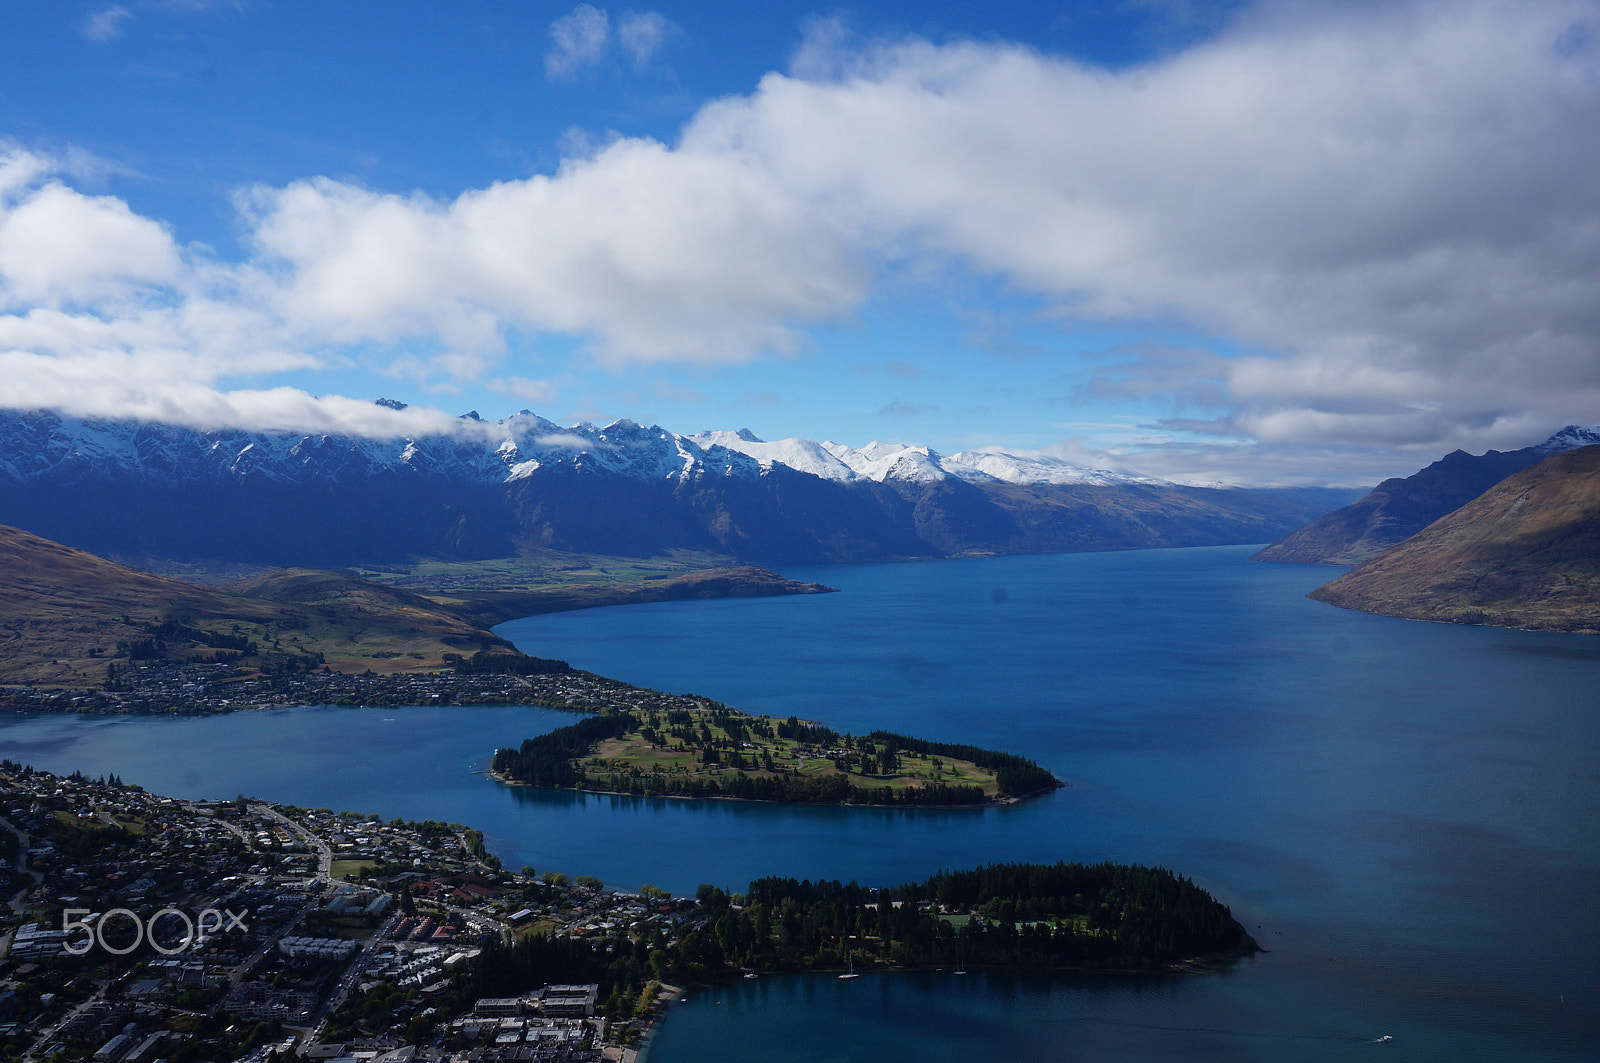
[2,546,1596,1060]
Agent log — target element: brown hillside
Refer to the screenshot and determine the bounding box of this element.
[1254,446,1547,565]
[1308,446,1600,633]
[0,524,508,686]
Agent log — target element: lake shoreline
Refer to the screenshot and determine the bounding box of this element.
[6,547,1593,1062]
[485,767,1063,810]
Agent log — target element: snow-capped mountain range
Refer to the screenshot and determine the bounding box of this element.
[687,429,1158,487]
[6,404,1588,493]
[1533,424,1600,453]
[1253,423,1600,565]
[0,405,1584,570]
[0,406,1157,489]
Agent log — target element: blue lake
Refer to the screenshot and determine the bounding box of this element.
[2,545,1596,1061]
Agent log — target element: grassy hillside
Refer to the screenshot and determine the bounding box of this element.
[1308,446,1600,633]
[230,567,518,668]
[0,525,511,686]
[348,548,738,590]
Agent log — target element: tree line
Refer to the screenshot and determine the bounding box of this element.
[570,766,989,806]
[446,650,574,676]
[491,713,636,788]
[428,860,1254,1035]
[867,730,1061,796]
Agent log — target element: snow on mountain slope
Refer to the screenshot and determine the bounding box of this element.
[690,432,951,483]
[694,429,1168,486]
[940,448,1163,486]
[0,407,1173,491]
[810,441,940,483]
[689,429,861,481]
[1534,424,1600,453]
[13,404,1583,493]
[0,408,765,487]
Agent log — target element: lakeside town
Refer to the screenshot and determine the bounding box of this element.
[0,658,718,720]
[0,656,1059,812]
[0,655,1254,1063]
[0,764,697,1063]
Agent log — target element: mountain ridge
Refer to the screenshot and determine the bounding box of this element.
[0,407,1168,491]
[1253,425,1600,565]
[0,523,513,685]
[0,407,1357,568]
[1307,446,1600,633]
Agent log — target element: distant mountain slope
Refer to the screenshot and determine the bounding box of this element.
[1307,446,1600,633]
[1254,425,1600,565]
[0,408,1353,568]
[689,429,1161,486]
[0,524,511,686]
[434,566,837,628]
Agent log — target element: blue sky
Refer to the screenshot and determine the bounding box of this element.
[0,0,1596,485]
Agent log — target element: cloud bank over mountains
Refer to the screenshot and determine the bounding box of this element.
[0,0,1596,475]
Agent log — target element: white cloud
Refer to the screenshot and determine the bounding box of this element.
[546,7,678,78]
[1029,433,1389,488]
[681,0,1600,455]
[83,7,133,41]
[0,150,422,438]
[788,17,854,82]
[0,151,55,205]
[617,12,676,68]
[82,1,249,43]
[3,0,1598,469]
[489,376,559,404]
[533,432,602,450]
[0,181,182,306]
[242,139,866,363]
[0,344,482,439]
[546,4,611,79]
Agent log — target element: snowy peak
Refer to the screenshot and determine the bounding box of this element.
[691,431,863,482]
[692,432,1164,487]
[1535,424,1600,453]
[491,417,759,483]
[941,448,1162,487]
[0,404,1175,492]
[0,409,767,488]
[828,442,950,484]
[690,434,955,483]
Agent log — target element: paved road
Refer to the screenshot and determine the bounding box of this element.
[0,814,42,914]
[254,804,332,879]
[23,984,105,1063]
[224,806,339,988]
[302,912,400,1048]
[238,804,398,1049]
[183,802,257,850]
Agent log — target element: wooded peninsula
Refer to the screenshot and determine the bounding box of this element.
[456,860,1260,1023]
[491,704,1062,806]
